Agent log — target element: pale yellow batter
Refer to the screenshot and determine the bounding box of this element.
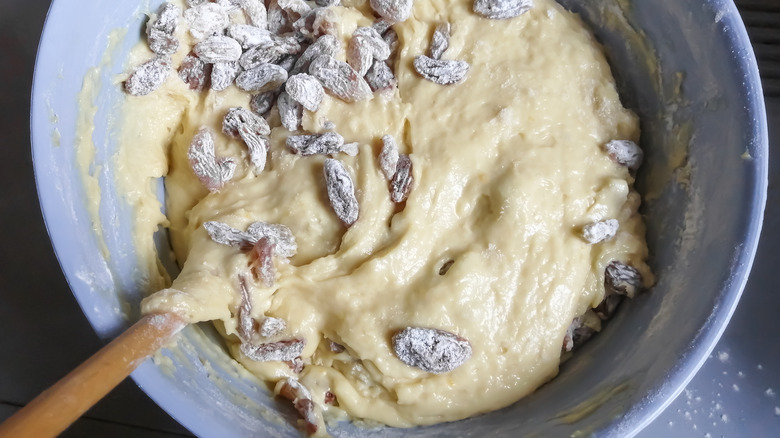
[117,0,653,430]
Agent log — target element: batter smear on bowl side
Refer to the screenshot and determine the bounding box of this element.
[116,0,654,434]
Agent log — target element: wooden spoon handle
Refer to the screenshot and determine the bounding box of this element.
[0,312,186,438]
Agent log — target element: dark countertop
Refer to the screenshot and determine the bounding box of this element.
[0,1,777,436]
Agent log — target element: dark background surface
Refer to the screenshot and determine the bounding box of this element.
[0,0,777,436]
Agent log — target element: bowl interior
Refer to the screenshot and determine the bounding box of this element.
[31,0,767,436]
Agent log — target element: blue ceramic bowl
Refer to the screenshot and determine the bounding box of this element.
[31,1,767,436]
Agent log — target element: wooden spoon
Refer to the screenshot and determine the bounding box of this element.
[0,312,186,438]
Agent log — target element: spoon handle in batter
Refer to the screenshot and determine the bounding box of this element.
[0,312,186,438]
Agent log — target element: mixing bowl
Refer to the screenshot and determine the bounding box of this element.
[30,0,767,436]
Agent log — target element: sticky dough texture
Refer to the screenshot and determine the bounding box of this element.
[129,0,654,428]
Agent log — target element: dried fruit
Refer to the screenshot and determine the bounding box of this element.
[227,24,273,49]
[147,2,180,35]
[183,3,229,40]
[236,63,288,92]
[286,357,305,373]
[390,154,413,203]
[309,55,372,103]
[429,22,450,59]
[581,219,619,244]
[186,0,207,6]
[204,221,255,248]
[365,60,397,92]
[250,91,278,116]
[324,391,336,404]
[267,0,291,34]
[294,7,338,40]
[278,91,304,131]
[223,107,271,138]
[194,35,243,63]
[378,135,399,180]
[372,18,393,35]
[603,140,643,171]
[237,275,257,341]
[369,0,413,23]
[473,0,533,20]
[329,341,345,352]
[260,317,287,337]
[188,128,236,192]
[246,221,298,258]
[341,142,359,157]
[392,327,472,374]
[605,261,642,298]
[239,125,270,173]
[146,3,181,56]
[347,27,391,76]
[240,35,301,69]
[250,236,277,286]
[413,55,469,85]
[286,73,325,112]
[382,28,399,57]
[316,0,340,5]
[562,311,600,352]
[211,61,241,91]
[323,159,359,226]
[438,259,454,275]
[291,34,340,75]
[125,56,171,96]
[278,0,311,18]
[148,31,180,57]
[241,0,268,28]
[178,54,211,91]
[594,293,622,320]
[286,132,344,156]
[241,338,305,362]
[276,379,319,435]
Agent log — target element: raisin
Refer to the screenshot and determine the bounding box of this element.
[241,0,268,28]
[413,55,469,85]
[260,317,287,337]
[125,56,171,96]
[146,3,181,56]
[276,379,319,435]
[278,91,304,131]
[211,60,241,91]
[316,0,340,6]
[390,154,413,203]
[236,63,288,92]
[187,128,236,192]
[429,22,450,59]
[329,341,345,352]
[309,54,372,103]
[251,91,278,116]
[178,54,211,91]
[278,0,312,19]
[204,221,255,248]
[438,259,454,275]
[581,219,619,244]
[183,3,229,40]
[246,221,298,258]
[286,132,345,156]
[294,7,339,41]
[227,24,273,50]
[392,327,472,374]
[291,34,340,75]
[473,0,533,20]
[378,135,399,180]
[323,159,359,226]
[369,0,413,23]
[267,0,291,34]
[239,35,301,69]
[249,236,277,286]
[148,31,179,56]
[239,125,270,174]
[594,293,623,320]
[237,275,257,341]
[222,107,271,138]
[365,60,397,92]
[286,73,325,112]
[241,338,305,362]
[603,140,644,171]
[194,35,243,63]
[605,261,642,298]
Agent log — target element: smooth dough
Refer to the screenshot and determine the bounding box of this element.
[118,0,654,429]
